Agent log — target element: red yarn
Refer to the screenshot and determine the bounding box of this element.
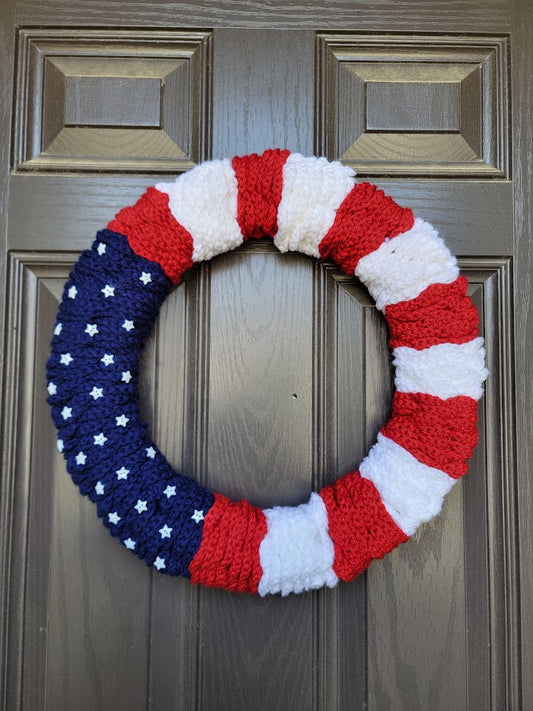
[232,149,290,240]
[382,391,479,479]
[108,187,193,285]
[320,471,409,581]
[386,277,480,350]
[189,493,267,593]
[319,182,414,275]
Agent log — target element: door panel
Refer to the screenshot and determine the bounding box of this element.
[316,33,509,179]
[13,28,212,174]
[13,0,511,33]
[1,4,528,711]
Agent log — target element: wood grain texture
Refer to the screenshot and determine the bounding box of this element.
[45,488,151,711]
[7,175,513,256]
[368,485,467,711]
[363,292,468,709]
[0,2,15,706]
[3,253,46,711]
[335,278,374,474]
[206,245,313,505]
[511,1,533,708]
[461,260,514,710]
[2,250,515,711]
[8,258,155,711]
[316,33,509,178]
[14,28,212,173]
[0,6,525,710]
[147,280,202,711]
[193,250,373,711]
[374,180,513,257]
[365,261,515,711]
[196,246,316,711]
[212,29,314,159]
[199,590,316,711]
[331,275,373,711]
[15,0,510,32]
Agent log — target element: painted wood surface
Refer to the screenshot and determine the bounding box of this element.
[0,4,529,710]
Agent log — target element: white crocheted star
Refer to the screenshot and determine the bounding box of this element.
[159,524,172,539]
[154,557,166,570]
[75,451,87,465]
[134,499,148,514]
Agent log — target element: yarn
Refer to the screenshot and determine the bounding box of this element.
[386,276,479,349]
[319,181,414,275]
[189,493,267,593]
[382,392,478,479]
[232,148,290,239]
[109,188,193,285]
[47,150,487,596]
[320,472,409,582]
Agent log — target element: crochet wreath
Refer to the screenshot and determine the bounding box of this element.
[47,149,487,596]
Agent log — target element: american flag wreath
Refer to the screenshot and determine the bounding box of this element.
[46,150,488,596]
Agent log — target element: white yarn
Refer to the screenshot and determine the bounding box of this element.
[354,218,459,310]
[360,433,456,536]
[393,337,488,400]
[274,153,356,257]
[156,159,242,262]
[258,492,338,596]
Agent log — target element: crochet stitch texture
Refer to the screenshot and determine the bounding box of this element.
[47,149,488,596]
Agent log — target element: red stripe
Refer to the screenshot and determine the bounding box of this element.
[382,392,479,479]
[232,148,290,240]
[318,182,414,275]
[108,187,193,285]
[320,471,409,582]
[189,493,267,593]
[386,277,479,350]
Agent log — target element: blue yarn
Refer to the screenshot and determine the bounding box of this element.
[46,230,215,577]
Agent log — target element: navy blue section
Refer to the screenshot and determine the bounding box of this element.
[46,230,215,577]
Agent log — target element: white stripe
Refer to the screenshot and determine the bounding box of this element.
[156,159,242,262]
[274,153,355,257]
[258,493,338,596]
[393,337,488,400]
[360,433,456,536]
[354,218,459,310]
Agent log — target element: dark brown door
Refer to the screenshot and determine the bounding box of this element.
[1,3,530,710]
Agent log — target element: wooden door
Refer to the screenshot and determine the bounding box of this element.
[1,3,530,710]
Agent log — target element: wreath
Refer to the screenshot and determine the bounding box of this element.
[46,149,487,596]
